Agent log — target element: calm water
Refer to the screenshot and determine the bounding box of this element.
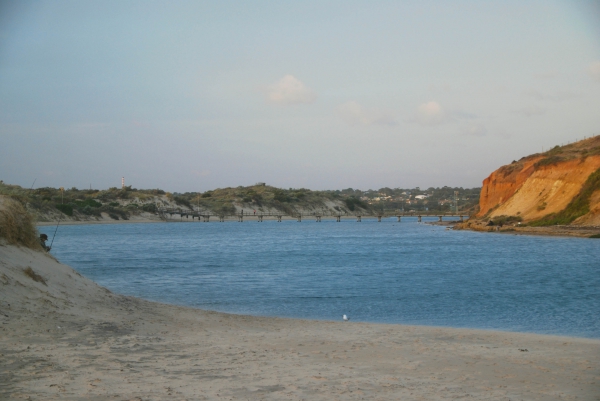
[47,218,600,338]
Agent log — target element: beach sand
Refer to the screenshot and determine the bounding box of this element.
[1,244,598,400]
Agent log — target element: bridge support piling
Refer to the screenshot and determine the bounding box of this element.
[377,216,382,222]
[356,216,361,222]
[297,215,302,222]
[277,216,282,222]
[219,216,224,222]
[258,215,263,222]
[336,215,341,222]
[418,215,422,223]
[397,216,401,222]
[316,216,321,222]
[438,216,443,222]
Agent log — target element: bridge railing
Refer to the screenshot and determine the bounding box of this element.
[158,207,469,218]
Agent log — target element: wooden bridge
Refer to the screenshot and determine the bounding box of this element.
[158,208,469,223]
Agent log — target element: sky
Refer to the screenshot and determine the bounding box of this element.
[1,0,599,192]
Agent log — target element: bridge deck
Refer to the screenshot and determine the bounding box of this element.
[159,208,469,219]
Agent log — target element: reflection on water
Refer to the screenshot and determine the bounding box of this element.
[50,218,600,338]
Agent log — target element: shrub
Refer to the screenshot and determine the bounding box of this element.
[534,155,564,168]
[273,189,289,203]
[80,205,101,216]
[174,196,193,209]
[530,167,600,226]
[141,204,157,213]
[344,197,368,211]
[55,204,73,216]
[0,198,40,249]
[104,206,129,220]
[23,267,47,285]
[74,199,102,208]
[491,215,522,226]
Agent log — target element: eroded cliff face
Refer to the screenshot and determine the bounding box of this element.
[476,136,600,225]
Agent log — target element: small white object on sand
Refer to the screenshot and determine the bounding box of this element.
[343,314,349,321]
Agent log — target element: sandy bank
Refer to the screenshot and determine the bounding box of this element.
[1,244,599,400]
[454,221,600,238]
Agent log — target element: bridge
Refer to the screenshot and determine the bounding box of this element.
[158,208,469,223]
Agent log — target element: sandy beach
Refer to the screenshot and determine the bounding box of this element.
[1,243,598,400]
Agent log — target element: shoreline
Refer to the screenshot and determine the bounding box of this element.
[453,221,600,238]
[1,244,599,399]
[40,217,600,240]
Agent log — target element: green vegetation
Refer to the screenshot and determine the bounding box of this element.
[55,204,73,216]
[344,197,368,211]
[490,215,522,226]
[589,234,600,238]
[0,198,41,249]
[534,155,565,168]
[0,181,168,221]
[0,180,482,220]
[529,167,600,226]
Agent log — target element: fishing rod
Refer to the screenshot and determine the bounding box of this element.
[49,218,60,249]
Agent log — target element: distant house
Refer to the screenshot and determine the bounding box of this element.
[414,195,428,200]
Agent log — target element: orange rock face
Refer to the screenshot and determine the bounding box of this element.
[476,136,600,224]
[477,157,541,218]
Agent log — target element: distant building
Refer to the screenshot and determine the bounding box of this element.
[255,182,266,186]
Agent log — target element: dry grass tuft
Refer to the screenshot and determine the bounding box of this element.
[0,196,41,250]
[23,267,47,285]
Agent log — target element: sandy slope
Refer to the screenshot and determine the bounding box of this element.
[1,244,599,400]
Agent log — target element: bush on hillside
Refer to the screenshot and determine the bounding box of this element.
[344,197,368,211]
[529,167,600,226]
[55,204,73,216]
[0,198,41,250]
[174,196,193,209]
[490,215,522,226]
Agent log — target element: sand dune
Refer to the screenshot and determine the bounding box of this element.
[1,243,598,400]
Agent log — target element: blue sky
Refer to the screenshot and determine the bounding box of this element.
[1,0,599,192]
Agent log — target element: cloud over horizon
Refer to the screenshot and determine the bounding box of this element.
[409,101,449,126]
[266,75,317,105]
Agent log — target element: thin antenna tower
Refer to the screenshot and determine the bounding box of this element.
[454,191,459,214]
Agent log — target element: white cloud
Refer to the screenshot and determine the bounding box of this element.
[409,101,449,126]
[337,101,396,126]
[266,75,317,105]
[588,61,600,82]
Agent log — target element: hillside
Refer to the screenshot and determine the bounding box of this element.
[0,181,481,223]
[0,183,372,223]
[476,135,600,227]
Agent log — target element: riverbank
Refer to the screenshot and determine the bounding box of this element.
[1,243,598,400]
[453,220,600,238]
